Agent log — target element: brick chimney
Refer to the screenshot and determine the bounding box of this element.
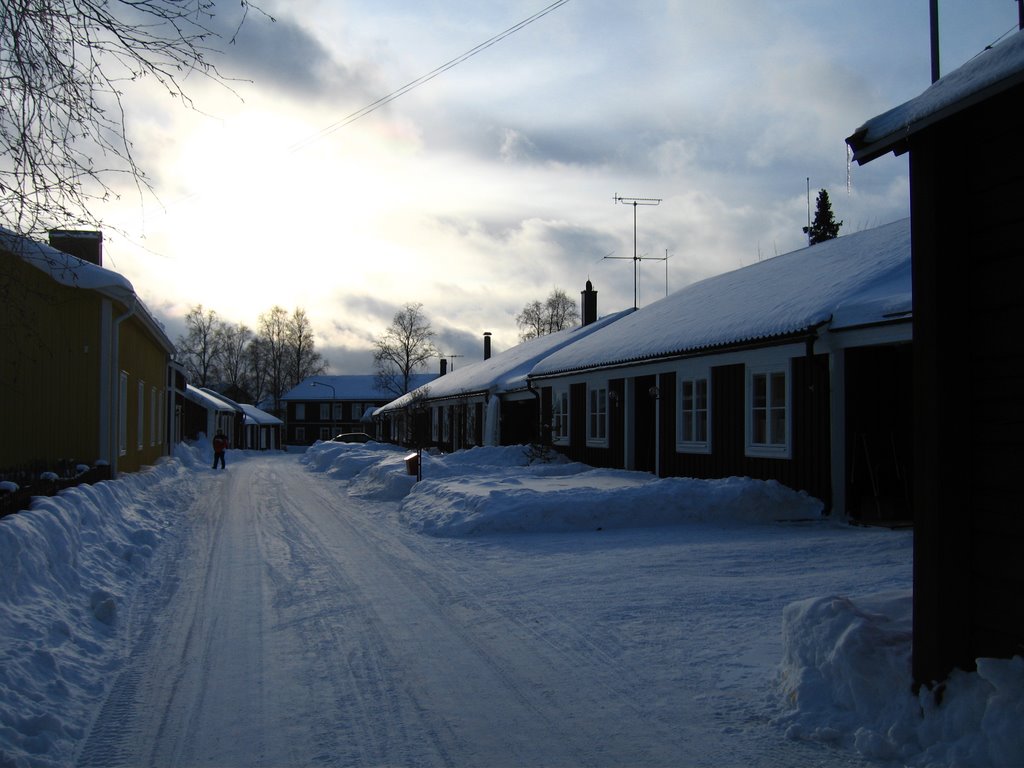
[49,230,103,266]
[484,332,492,360]
[581,280,598,326]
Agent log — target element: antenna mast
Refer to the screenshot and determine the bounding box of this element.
[612,194,662,309]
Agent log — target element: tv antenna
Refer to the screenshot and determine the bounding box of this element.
[611,194,662,308]
[438,353,464,371]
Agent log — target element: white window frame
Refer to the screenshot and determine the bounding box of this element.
[319,403,331,420]
[335,403,345,421]
[745,361,791,459]
[676,369,711,454]
[586,384,608,446]
[551,389,570,445]
[320,427,333,441]
[150,386,158,446]
[295,403,305,421]
[137,380,145,451]
[119,371,128,456]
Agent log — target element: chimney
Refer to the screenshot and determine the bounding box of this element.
[483,332,492,360]
[581,280,598,326]
[439,358,448,376]
[48,230,103,266]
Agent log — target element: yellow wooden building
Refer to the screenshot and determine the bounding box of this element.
[1,228,175,477]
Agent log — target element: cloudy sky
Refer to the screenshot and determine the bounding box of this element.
[92,0,1020,374]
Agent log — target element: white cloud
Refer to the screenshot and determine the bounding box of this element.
[69,0,1020,374]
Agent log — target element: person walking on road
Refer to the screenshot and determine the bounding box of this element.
[212,430,228,469]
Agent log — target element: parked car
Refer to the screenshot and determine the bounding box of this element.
[332,432,372,443]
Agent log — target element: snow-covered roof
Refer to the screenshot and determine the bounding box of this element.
[239,403,283,426]
[281,374,437,402]
[376,309,634,414]
[848,29,1024,163]
[530,218,911,377]
[184,385,239,412]
[0,226,175,353]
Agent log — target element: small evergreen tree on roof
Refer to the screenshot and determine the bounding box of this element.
[803,189,843,245]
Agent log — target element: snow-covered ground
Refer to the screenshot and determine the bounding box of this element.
[0,439,1020,767]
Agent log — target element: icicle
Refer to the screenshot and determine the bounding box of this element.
[847,144,853,194]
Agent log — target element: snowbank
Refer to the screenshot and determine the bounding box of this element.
[303,441,824,536]
[776,592,1024,766]
[0,454,198,767]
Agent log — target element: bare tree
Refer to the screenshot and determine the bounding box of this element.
[286,307,327,389]
[245,335,270,407]
[258,305,290,413]
[516,287,580,341]
[0,0,270,236]
[176,304,223,388]
[374,303,437,396]
[216,322,254,401]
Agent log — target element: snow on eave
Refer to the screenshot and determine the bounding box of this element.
[847,29,1024,163]
[1,226,175,354]
[376,309,635,415]
[239,403,283,425]
[185,384,238,412]
[529,219,912,379]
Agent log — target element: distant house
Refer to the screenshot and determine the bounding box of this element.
[528,219,913,522]
[182,385,243,445]
[847,28,1024,687]
[374,282,632,450]
[239,403,283,450]
[1,228,175,478]
[281,374,436,445]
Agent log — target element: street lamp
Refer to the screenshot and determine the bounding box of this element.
[310,380,337,439]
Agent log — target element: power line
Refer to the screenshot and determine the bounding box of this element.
[289,0,572,153]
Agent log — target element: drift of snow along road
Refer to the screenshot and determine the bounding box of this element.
[0,440,1020,767]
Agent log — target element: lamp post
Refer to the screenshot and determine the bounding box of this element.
[310,380,337,439]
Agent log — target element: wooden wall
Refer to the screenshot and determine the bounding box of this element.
[910,83,1024,685]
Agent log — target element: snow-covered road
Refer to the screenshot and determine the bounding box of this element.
[74,453,879,767]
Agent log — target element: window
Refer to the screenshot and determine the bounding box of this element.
[334,403,344,421]
[150,386,158,446]
[295,427,305,443]
[587,385,607,445]
[747,364,790,458]
[119,372,128,456]
[552,389,569,443]
[319,403,330,420]
[137,380,145,450]
[295,404,305,420]
[677,374,710,453]
[347,403,359,420]
[320,427,333,441]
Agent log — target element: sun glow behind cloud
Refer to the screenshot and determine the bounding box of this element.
[80,0,1021,372]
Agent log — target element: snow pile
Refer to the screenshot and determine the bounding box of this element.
[303,441,823,536]
[0,458,195,768]
[776,592,1024,766]
[400,472,822,536]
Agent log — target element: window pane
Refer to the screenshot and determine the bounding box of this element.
[753,374,767,408]
[770,409,786,445]
[770,372,786,408]
[696,379,707,409]
[753,411,766,444]
[683,411,694,441]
